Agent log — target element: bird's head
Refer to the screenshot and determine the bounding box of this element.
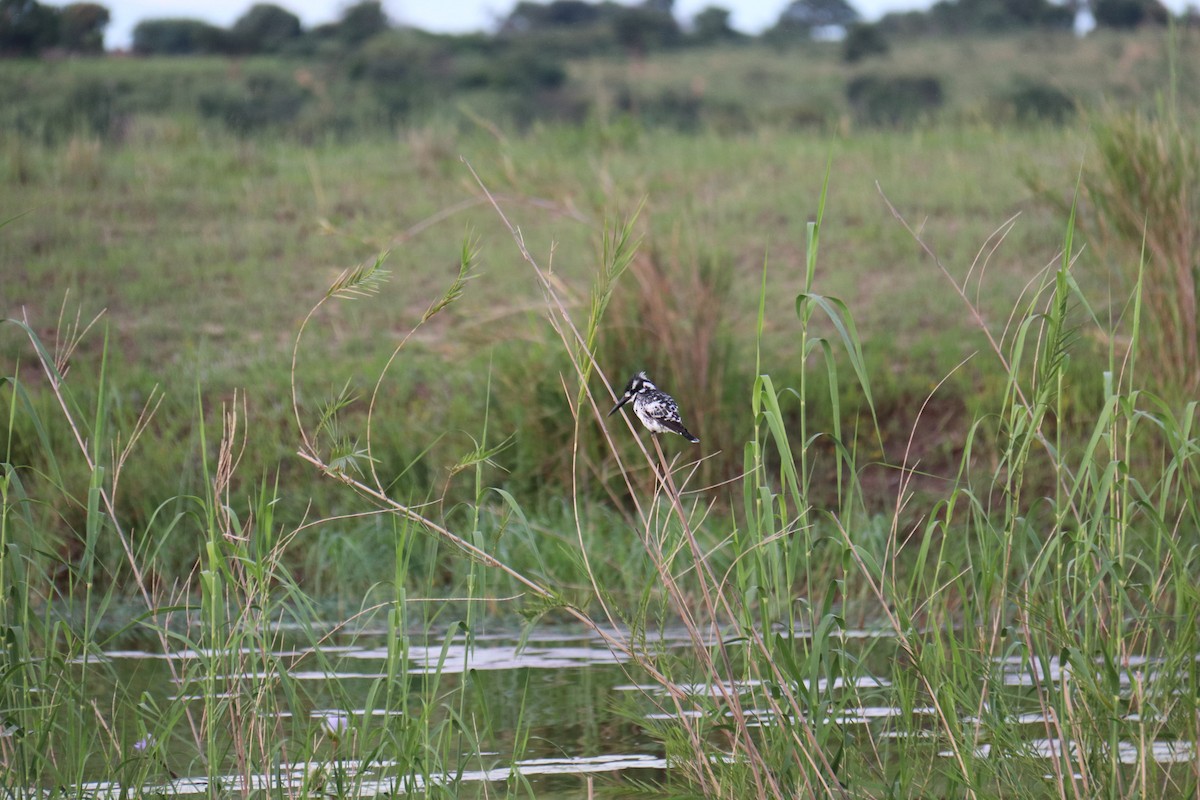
[608,371,654,416]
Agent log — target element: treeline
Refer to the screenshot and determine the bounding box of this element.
[0,0,1187,142]
[130,1,389,57]
[0,0,1184,61]
[0,0,108,55]
[112,0,1200,56]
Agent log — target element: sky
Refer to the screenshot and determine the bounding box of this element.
[71,0,934,50]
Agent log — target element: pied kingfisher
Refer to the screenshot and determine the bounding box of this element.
[608,371,699,443]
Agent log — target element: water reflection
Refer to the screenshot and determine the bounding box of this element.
[77,753,669,798]
[59,624,1200,796]
[343,642,630,673]
[952,739,1198,764]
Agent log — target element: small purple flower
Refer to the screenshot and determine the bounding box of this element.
[133,734,155,753]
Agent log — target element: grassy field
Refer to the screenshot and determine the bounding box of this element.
[3,120,1097,584]
[3,27,1200,797]
[3,28,1196,138]
[575,28,1196,126]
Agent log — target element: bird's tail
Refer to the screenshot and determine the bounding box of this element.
[663,419,700,443]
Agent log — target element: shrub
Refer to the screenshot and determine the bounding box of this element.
[60,74,124,134]
[197,72,309,133]
[842,22,888,62]
[461,45,567,92]
[347,31,454,118]
[613,86,704,131]
[1001,78,1075,123]
[846,74,943,125]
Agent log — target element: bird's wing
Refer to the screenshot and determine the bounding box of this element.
[659,418,697,440]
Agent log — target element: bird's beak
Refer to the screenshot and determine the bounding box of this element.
[608,396,628,417]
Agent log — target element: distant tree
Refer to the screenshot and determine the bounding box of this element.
[59,2,109,52]
[691,5,741,42]
[1037,1,1077,26]
[929,0,1008,31]
[499,0,681,54]
[923,0,1075,32]
[290,19,341,55]
[337,0,388,45]
[0,0,60,56]
[876,8,937,34]
[774,0,860,35]
[1000,0,1045,23]
[1000,0,1076,25]
[500,0,604,33]
[231,3,301,53]
[1092,0,1169,26]
[842,22,887,62]
[132,18,230,54]
[612,2,681,53]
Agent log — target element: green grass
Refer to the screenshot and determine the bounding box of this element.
[2,122,1098,555]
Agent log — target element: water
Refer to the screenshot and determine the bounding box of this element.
[38,621,1200,796]
[75,755,671,798]
[60,622,666,797]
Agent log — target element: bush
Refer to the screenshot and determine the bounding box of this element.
[347,31,453,118]
[132,18,231,54]
[846,74,943,125]
[60,74,124,133]
[197,72,309,133]
[347,30,572,123]
[842,22,888,62]
[1001,79,1075,123]
[464,47,567,91]
[613,86,703,131]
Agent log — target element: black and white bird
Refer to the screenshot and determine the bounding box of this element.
[608,371,699,443]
